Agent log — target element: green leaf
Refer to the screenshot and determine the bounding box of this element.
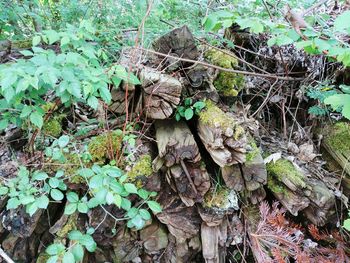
[334,11,350,33]
[58,135,70,148]
[46,243,66,255]
[124,183,138,194]
[64,203,78,215]
[0,119,8,131]
[87,197,100,208]
[79,234,97,252]
[36,195,49,209]
[61,36,70,46]
[95,188,108,203]
[20,50,34,56]
[121,198,131,210]
[87,96,99,109]
[193,101,206,110]
[114,194,122,207]
[137,188,149,200]
[47,256,58,263]
[77,202,89,213]
[66,192,79,203]
[106,192,115,205]
[99,86,112,104]
[343,218,350,231]
[139,209,151,220]
[89,175,104,189]
[32,171,48,181]
[131,214,145,229]
[78,168,94,178]
[147,201,162,214]
[30,111,44,128]
[51,189,64,201]
[45,30,60,44]
[22,195,35,205]
[324,94,350,120]
[72,244,84,261]
[49,177,60,188]
[7,197,20,209]
[0,186,8,195]
[68,230,83,240]
[62,251,75,263]
[184,108,194,120]
[26,201,38,216]
[32,36,41,46]
[126,207,138,218]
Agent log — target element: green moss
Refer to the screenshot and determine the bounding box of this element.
[43,118,62,137]
[267,176,287,194]
[326,122,350,153]
[88,130,123,162]
[204,187,229,208]
[127,154,153,185]
[57,213,78,239]
[205,48,244,96]
[266,159,306,191]
[199,100,244,139]
[246,136,260,162]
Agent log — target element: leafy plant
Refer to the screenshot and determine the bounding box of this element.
[175,98,206,121]
[0,20,139,131]
[306,84,337,116]
[324,85,350,120]
[46,230,97,263]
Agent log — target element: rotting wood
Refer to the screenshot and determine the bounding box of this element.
[154,120,210,205]
[140,67,182,119]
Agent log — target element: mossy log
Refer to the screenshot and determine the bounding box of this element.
[321,122,350,190]
[154,120,210,206]
[266,158,335,225]
[139,67,182,119]
[198,101,247,167]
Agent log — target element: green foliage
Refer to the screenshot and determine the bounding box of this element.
[324,86,350,120]
[46,230,96,263]
[0,21,139,132]
[175,98,206,121]
[306,84,337,116]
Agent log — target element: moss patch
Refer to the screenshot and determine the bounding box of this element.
[246,136,260,162]
[204,186,230,208]
[205,48,244,96]
[266,159,306,191]
[88,130,123,162]
[325,122,350,154]
[199,100,244,141]
[127,154,153,188]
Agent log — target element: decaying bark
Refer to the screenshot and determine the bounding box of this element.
[140,67,182,120]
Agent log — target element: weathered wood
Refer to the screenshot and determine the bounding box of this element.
[154,120,210,205]
[152,25,199,70]
[140,67,182,119]
[198,101,247,167]
[109,88,135,114]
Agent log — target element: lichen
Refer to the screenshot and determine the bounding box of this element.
[88,130,123,162]
[204,186,229,208]
[128,155,153,180]
[325,122,350,153]
[266,159,306,191]
[199,100,244,140]
[57,213,78,239]
[205,48,244,96]
[246,136,260,163]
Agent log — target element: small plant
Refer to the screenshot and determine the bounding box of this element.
[306,84,337,117]
[175,98,206,121]
[324,85,350,120]
[46,230,97,263]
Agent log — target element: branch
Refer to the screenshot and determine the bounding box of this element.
[137,47,304,81]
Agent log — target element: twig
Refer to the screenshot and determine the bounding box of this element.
[138,47,303,81]
[0,247,15,263]
[251,79,279,118]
